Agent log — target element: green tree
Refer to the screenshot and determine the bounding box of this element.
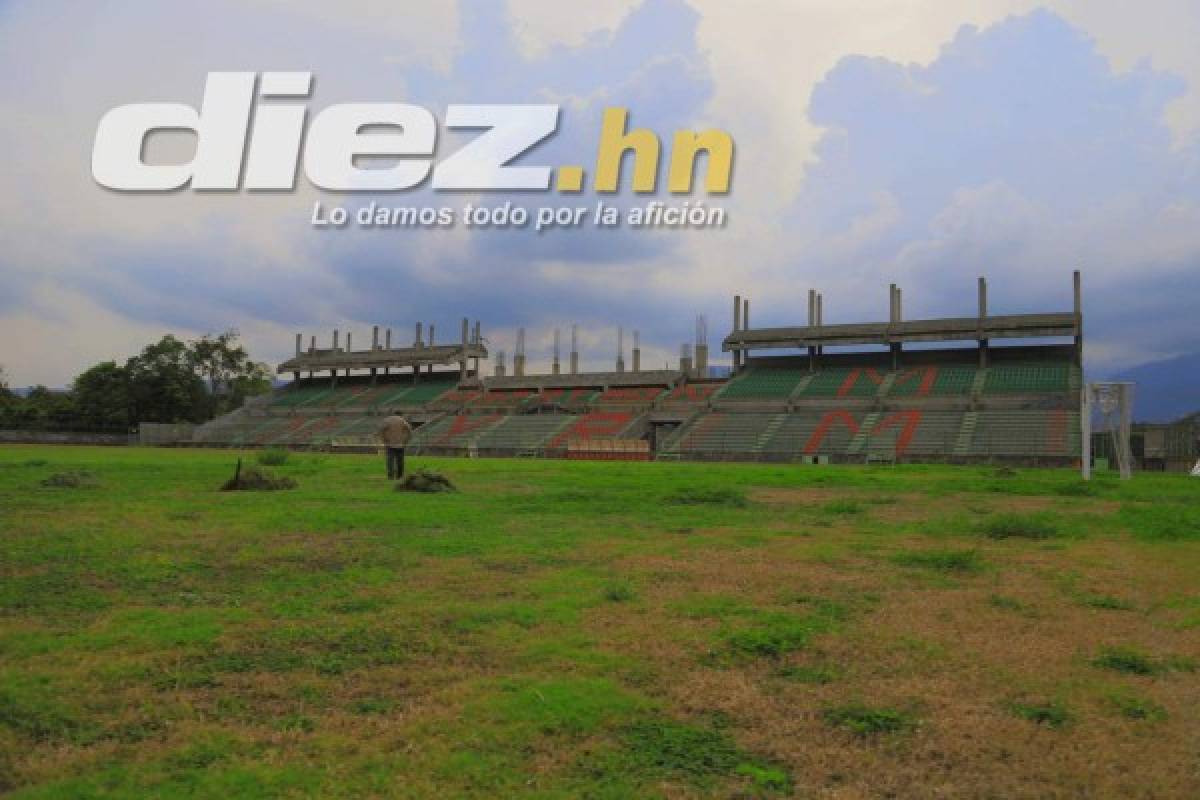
[10,386,77,430]
[190,330,272,416]
[72,361,132,431]
[125,335,208,424]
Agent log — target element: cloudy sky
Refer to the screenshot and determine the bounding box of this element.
[1,0,1198,385]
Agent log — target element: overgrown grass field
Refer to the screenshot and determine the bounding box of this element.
[1,446,1198,798]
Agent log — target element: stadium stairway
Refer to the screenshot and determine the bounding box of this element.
[663,412,783,457]
[953,411,978,456]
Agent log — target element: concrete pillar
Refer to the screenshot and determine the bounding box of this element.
[460,318,469,383]
[978,276,989,368]
[473,321,482,377]
[1073,269,1083,365]
[570,324,579,374]
[807,289,816,372]
[732,295,742,372]
[742,298,749,330]
[815,293,824,364]
[695,343,708,378]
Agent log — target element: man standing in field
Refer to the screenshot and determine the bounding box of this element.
[380,413,413,480]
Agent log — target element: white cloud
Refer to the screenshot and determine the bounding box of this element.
[507,0,639,58]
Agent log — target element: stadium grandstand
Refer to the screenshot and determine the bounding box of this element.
[192,274,1084,465]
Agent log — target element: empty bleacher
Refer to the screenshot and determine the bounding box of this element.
[537,387,599,411]
[966,410,1078,457]
[391,380,459,407]
[474,415,574,453]
[663,412,782,457]
[409,413,503,452]
[717,367,806,400]
[888,365,977,397]
[593,387,665,407]
[548,411,636,450]
[983,362,1073,394]
[659,382,721,411]
[471,389,536,412]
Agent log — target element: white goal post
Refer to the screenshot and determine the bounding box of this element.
[1081,382,1134,480]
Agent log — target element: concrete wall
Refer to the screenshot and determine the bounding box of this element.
[139,423,197,446]
[0,430,132,446]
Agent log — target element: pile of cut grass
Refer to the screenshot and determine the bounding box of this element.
[220,462,296,491]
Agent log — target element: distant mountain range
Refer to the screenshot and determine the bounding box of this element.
[1105,351,1200,423]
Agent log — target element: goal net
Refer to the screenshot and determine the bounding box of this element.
[1081,382,1134,480]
